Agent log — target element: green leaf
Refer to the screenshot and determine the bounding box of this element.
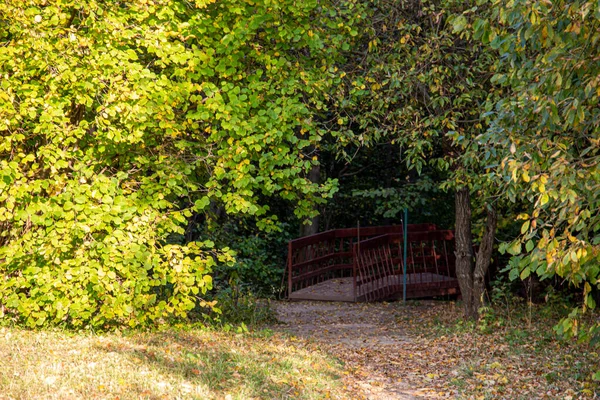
[74,195,86,204]
[194,196,210,211]
[452,15,468,33]
[525,240,534,252]
[507,241,522,256]
[521,220,530,234]
[585,294,596,310]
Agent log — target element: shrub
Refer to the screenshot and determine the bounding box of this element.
[209,221,294,299]
[0,174,235,329]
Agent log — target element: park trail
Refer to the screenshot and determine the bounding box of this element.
[271,301,435,400]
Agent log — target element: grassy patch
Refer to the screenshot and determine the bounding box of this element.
[0,326,346,399]
[2,299,598,399]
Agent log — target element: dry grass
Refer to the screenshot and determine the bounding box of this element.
[0,326,347,400]
[2,300,598,399]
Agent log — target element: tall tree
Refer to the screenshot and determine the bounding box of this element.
[331,0,501,319]
[479,0,600,338]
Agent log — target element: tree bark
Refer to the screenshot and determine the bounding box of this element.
[300,163,321,237]
[455,187,475,319]
[472,205,497,315]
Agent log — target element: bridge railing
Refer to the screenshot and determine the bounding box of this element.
[353,230,458,302]
[287,224,438,297]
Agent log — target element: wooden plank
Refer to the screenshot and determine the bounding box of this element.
[288,292,355,302]
[334,224,439,239]
[357,274,458,298]
[291,263,353,284]
[358,266,448,285]
[289,278,355,302]
[291,251,353,270]
[355,231,455,253]
[352,234,390,251]
[289,230,336,250]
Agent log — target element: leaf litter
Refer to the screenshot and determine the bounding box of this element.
[271,300,600,399]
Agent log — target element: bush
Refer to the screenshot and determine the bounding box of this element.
[0,175,235,329]
[209,221,294,299]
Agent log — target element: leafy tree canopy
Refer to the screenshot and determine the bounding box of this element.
[477,0,600,336]
[0,0,358,328]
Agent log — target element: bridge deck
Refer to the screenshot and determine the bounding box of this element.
[289,274,459,302]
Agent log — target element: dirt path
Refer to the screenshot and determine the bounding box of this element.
[270,300,600,400]
[271,301,429,399]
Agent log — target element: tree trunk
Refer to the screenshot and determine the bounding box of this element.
[455,188,475,319]
[472,205,497,315]
[300,163,320,237]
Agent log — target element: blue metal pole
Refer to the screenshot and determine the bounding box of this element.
[403,208,408,303]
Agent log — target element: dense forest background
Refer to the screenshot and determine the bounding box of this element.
[0,0,599,345]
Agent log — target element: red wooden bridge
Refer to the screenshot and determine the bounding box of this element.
[286,224,460,302]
